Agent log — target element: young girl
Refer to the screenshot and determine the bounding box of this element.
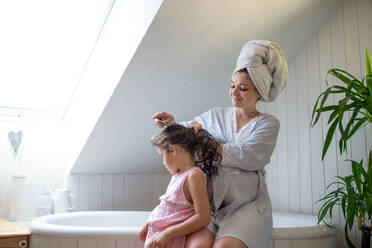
[139,124,220,248]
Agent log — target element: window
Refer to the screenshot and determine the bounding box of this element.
[0,0,115,118]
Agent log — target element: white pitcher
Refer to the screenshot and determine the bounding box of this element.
[54,189,76,213]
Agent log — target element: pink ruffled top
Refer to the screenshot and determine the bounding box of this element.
[145,167,205,248]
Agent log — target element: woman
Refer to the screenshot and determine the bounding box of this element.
[152,40,288,248]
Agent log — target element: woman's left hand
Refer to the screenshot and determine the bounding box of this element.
[148,232,169,248]
[189,121,202,132]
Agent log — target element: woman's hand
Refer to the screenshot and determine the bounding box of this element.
[148,232,169,248]
[152,112,175,128]
[188,121,202,132]
[139,223,149,242]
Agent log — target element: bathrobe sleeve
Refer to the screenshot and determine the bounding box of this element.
[222,115,280,171]
[178,109,218,132]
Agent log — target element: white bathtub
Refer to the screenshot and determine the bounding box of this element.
[29,211,336,248]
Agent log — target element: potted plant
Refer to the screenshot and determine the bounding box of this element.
[311,49,372,248]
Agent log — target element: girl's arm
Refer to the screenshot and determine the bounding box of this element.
[149,170,210,247]
[139,222,149,242]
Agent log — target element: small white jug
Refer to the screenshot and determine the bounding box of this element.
[54,189,76,213]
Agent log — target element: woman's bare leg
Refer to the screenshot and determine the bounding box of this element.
[213,236,247,248]
[185,228,214,248]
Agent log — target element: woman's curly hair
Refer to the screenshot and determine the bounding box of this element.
[151,124,220,177]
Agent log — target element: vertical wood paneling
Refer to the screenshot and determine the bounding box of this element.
[102,174,114,210]
[330,9,348,247]
[317,21,340,231]
[30,234,43,248]
[344,0,366,245]
[286,62,300,212]
[133,175,145,210]
[344,0,367,164]
[274,240,292,248]
[124,174,135,210]
[307,36,326,216]
[265,102,279,212]
[293,238,323,248]
[143,175,154,210]
[68,173,173,212]
[295,49,313,214]
[276,87,289,212]
[61,238,77,248]
[90,175,103,210]
[68,174,80,211]
[97,239,115,248]
[78,175,92,211]
[78,238,97,248]
[331,6,349,183]
[117,239,135,248]
[113,175,125,210]
[42,236,60,248]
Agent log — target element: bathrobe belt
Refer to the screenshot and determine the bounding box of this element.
[213,167,268,219]
[256,169,268,215]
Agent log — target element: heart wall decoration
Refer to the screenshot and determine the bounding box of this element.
[8,131,23,155]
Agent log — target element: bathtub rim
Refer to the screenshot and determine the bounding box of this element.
[29,211,336,240]
[29,211,147,238]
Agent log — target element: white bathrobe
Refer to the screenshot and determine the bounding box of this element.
[180,107,279,248]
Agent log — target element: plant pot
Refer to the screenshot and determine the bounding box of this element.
[361,225,371,248]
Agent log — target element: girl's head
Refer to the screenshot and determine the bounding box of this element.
[151,124,220,176]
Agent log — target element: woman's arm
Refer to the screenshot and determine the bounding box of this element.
[148,170,210,247]
[152,112,175,128]
[221,115,280,171]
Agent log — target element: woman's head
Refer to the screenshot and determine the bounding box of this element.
[151,124,219,176]
[230,68,261,109]
[233,40,288,102]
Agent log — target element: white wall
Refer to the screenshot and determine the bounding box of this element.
[264,0,372,246]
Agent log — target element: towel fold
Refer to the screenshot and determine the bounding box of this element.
[234,40,288,102]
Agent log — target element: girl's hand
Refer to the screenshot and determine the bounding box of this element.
[139,223,149,242]
[149,232,169,248]
[152,112,175,128]
[188,121,202,132]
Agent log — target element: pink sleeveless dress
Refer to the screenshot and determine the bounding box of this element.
[145,167,205,248]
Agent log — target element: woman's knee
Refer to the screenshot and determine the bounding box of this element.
[185,228,214,248]
[212,237,247,248]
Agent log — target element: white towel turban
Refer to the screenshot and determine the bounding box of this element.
[233,40,288,102]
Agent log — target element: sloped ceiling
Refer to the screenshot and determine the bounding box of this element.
[71,0,344,174]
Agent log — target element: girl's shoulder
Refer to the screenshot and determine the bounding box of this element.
[187,167,205,180]
[185,167,207,189]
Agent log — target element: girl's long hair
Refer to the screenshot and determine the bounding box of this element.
[151,124,220,177]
